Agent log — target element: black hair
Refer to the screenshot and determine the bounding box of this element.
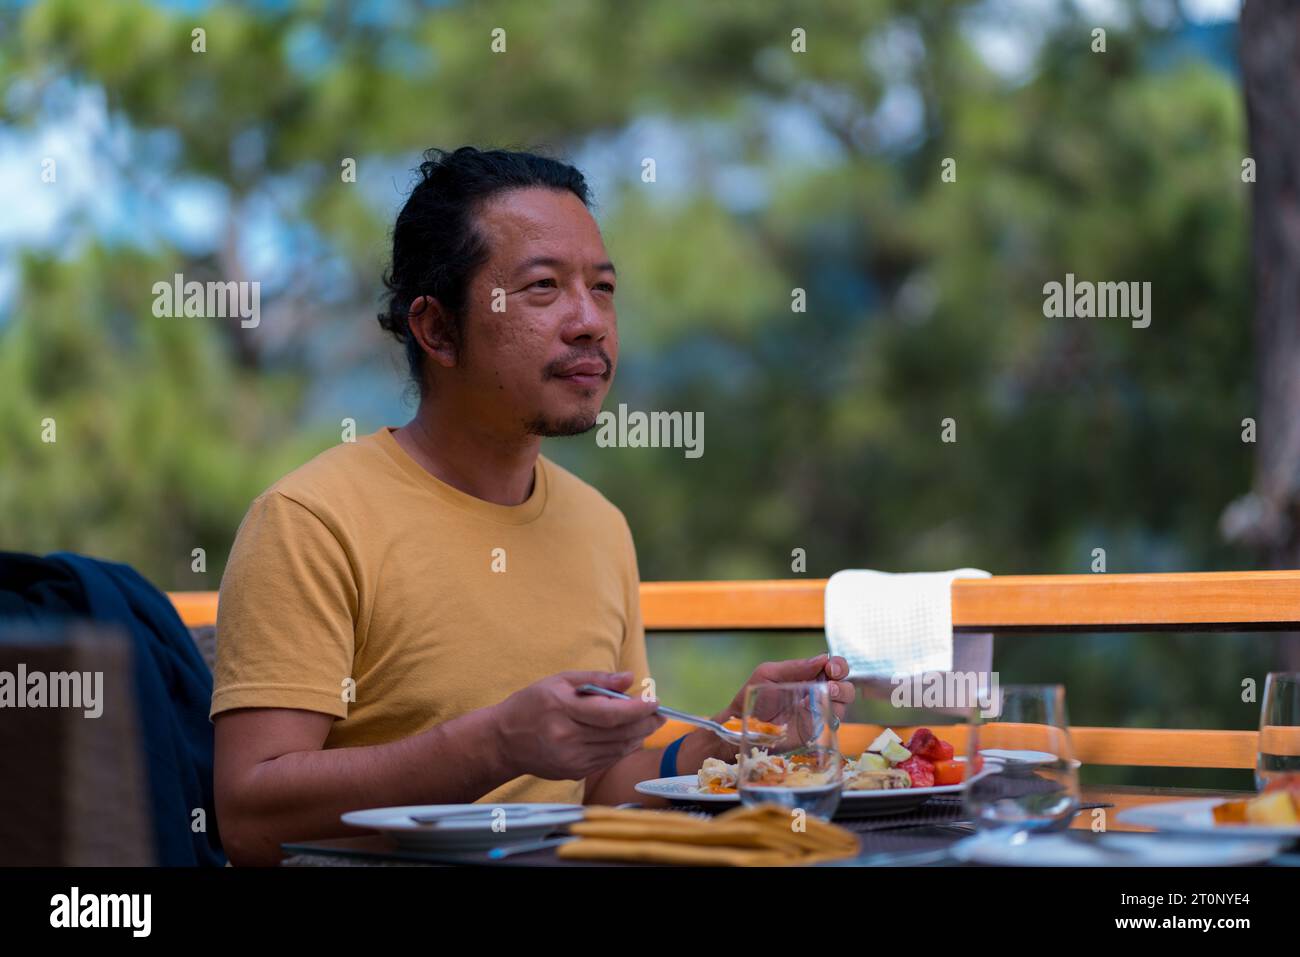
[378,146,593,397]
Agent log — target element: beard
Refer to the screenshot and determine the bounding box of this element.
[524,410,600,437]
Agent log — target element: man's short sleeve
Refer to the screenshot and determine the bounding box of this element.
[210,491,359,720]
[616,515,651,694]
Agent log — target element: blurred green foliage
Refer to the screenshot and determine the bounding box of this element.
[0,1,1271,782]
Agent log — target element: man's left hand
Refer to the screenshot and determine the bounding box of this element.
[712,653,856,730]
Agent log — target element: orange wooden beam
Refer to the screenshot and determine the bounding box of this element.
[1069,727,1259,769]
[170,571,1300,631]
[640,572,1300,631]
[169,591,219,628]
[951,571,1300,632]
[643,722,1260,769]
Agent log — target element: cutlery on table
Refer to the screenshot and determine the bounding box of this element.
[410,807,579,826]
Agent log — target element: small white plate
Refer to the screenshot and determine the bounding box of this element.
[1118,797,1300,840]
[979,749,1057,764]
[976,749,1083,769]
[950,830,1283,867]
[341,803,583,850]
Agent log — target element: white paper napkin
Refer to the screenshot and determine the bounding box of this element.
[824,568,992,679]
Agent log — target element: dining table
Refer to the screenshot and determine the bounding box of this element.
[278,784,1300,867]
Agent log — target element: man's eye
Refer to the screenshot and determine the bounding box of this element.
[530,279,557,289]
[595,283,615,294]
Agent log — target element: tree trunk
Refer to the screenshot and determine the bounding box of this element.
[1239,1,1300,670]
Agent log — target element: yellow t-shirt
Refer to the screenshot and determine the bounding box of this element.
[210,426,650,805]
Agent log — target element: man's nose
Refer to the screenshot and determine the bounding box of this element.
[562,286,610,342]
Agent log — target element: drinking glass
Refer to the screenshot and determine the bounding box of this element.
[1257,672,1300,791]
[738,682,842,820]
[962,684,1080,834]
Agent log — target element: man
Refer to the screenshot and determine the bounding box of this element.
[211,146,854,866]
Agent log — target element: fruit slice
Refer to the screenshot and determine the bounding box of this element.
[882,741,912,765]
[897,755,935,788]
[905,728,956,762]
[867,728,903,753]
[1212,800,1249,825]
[1244,790,1299,826]
[932,758,965,786]
[855,752,888,772]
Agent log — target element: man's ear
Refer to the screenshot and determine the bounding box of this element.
[407,296,459,369]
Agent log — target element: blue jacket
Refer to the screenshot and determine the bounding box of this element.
[0,551,226,866]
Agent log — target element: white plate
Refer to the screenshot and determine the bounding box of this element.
[636,754,1003,817]
[341,803,583,850]
[950,829,1284,867]
[634,775,968,816]
[1118,797,1300,840]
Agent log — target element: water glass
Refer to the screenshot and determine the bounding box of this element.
[738,681,843,820]
[962,683,1081,834]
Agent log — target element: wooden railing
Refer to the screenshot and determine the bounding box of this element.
[637,573,1300,631]
[172,570,1300,770]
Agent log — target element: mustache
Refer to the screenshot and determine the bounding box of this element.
[544,350,613,380]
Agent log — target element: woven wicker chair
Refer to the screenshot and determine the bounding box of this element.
[0,623,154,865]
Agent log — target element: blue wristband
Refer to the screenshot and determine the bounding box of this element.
[660,733,689,778]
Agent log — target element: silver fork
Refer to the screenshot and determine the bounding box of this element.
[575,683,781,749]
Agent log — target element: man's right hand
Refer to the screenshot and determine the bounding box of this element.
[492,671,664,781]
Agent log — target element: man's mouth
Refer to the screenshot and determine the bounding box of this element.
[557,374,603,388]
[552,358,609,389]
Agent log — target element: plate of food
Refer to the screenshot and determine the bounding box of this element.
[1117,776,1300,840]
[636,727,992,816]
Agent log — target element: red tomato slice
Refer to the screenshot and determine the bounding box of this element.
[898,755,935,788]
[933,759,964,786]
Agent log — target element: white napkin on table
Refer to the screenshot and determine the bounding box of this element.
[824,568,993,680]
